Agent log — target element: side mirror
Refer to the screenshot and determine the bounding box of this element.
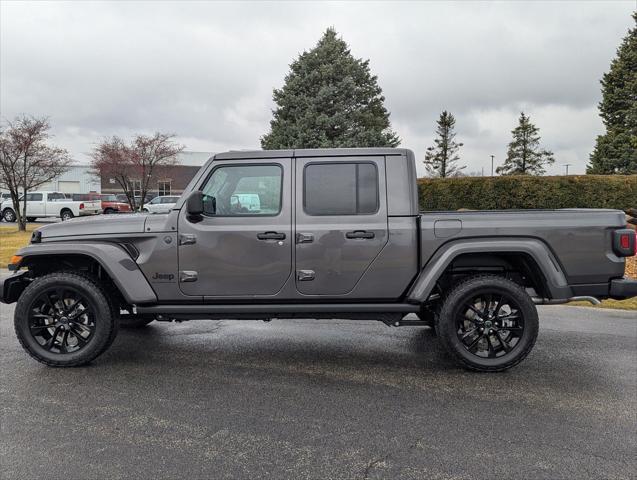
[186,190,204,216]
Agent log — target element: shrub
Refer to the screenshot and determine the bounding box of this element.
[418,175,637,212]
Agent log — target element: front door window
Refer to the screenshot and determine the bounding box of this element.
[201,164,282,216]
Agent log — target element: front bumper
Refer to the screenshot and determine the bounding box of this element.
[0,270,28,304]
[609,277,637,300]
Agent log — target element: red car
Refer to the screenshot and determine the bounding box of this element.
[72,193,132,214]
[99,194,132,214]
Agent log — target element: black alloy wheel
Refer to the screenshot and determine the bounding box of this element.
[27,287,96,354]
[14,272,118,366]
[437,275,539,372]
[456,292,524,359]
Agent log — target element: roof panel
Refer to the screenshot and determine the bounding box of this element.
[213,148,410,160]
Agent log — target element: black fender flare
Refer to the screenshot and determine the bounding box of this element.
[407,237,573,302]
[15,242,157,304]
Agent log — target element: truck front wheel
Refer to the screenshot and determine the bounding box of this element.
[436,275,539,372]
[2,208,16,222]
[14,272,118,367]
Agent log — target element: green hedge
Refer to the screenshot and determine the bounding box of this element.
[418,175,637,211]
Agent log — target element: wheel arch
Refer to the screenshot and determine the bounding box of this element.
[407,237,573,302]
[14,243,157,305]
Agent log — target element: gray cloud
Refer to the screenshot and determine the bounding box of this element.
[1,1,634,175]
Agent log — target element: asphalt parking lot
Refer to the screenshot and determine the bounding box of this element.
[1,304,635,480]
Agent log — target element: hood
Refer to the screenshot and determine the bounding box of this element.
[38,214,148,239]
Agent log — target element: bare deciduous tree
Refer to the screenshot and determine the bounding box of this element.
[91,133,184,211]
[0,116,72,230]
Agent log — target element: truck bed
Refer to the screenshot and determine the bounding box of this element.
[419,208,627,286]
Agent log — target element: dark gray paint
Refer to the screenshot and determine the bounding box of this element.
[4,147,634,309]
[35,213,147,238]
[294,156,388,296]
[418,209,626,286]
[407,237,573,302]
[15,242,157,304]
[177,158,293,297]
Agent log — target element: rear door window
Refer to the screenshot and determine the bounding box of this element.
[303,162,378,216]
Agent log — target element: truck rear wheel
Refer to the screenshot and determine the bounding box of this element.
[14,272,118,367]
[436,275,538,372]
[60,209,74,221]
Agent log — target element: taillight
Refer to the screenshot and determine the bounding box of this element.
[613,229,636,257]
[79,203,84,209]
[620,234,630,249]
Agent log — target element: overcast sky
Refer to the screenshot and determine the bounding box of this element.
[1,1,635,176]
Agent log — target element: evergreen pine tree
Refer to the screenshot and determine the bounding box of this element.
[588,12,637,174]
[497,112,554,175]
[261,28,400,149]
[423,111,465,177]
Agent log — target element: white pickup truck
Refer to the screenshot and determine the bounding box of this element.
[1,191,101,222]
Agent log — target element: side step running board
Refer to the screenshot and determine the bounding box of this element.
[137,303,421,315]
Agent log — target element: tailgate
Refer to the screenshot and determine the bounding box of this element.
[83,200,101,211]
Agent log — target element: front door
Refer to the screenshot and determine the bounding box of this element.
[294,156,388,296]
[178,159,292,297]
[26,193,45,217]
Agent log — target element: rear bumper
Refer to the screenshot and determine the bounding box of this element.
[78,209,101,216]
[609,278,637,300]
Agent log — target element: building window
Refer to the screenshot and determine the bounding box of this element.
[158,180,172,196]
[131,180,142,197]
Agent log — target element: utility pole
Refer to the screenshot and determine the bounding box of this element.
[490,155,495,176]
[563,163,572,176]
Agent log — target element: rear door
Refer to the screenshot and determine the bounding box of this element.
[45,192,66,215]
[294,156,388,296]
[178,158,292,297]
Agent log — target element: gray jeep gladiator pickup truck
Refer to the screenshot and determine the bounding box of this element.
[2,148,636,371]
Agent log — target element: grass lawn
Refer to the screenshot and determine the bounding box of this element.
[1,224,636,310]
[0,224,38,267]
[568,297,637,310]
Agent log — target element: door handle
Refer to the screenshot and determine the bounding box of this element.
[346,230,375,239]
[257,231,286,241]
[296,232,314,244]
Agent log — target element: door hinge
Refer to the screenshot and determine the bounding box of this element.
[180,271,198,282]
[179,234,197,245]
[297,270,315,281]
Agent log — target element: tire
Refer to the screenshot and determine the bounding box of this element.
[436,275,539,372]
[141,208,149,213]
[60,209,74,221]
[14,271,118,367]
[104,208,115,215]
[2,208,16,222]
[26,217,37,222]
